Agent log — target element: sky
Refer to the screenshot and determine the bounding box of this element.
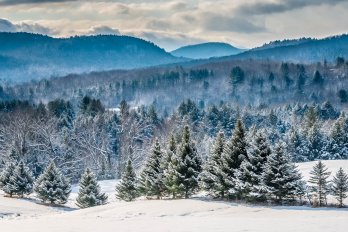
[0,0,347,51]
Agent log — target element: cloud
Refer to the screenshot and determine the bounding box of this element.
[0,18,55,34]
[85,25,120,35]
[236,0,347,15]
[202,14,266,33]
[0,0,75,6]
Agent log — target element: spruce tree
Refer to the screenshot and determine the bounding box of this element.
[176,125,202,198]
[0,161,16,197]
[234,131,271,201]
[138,138,164,199]
[116,160,138,201]
[262,143,303,203]
[76,168,108,208]
[8,161,34,197]
[200,131,227,198]
[331,167,348,208]
[221,119,248,198]
[164,126,201,199]
[34,161,71,205]
[161,134,176,172]
[308,161,331,207]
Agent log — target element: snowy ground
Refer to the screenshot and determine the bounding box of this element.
[0,160,348,232]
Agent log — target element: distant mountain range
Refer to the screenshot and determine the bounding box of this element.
[0,32,347,83]
[171,42,245,59]
[0,32,185,82]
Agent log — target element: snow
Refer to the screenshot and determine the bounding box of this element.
[0,160,348,232]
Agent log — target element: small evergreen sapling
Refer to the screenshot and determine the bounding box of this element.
[0,161,16,197]
[308,161,331,207]
[34,161,71,205]
[76,168,108,208]
[8,161,34,197]
[116,160,138,201]
[332,167,348,207]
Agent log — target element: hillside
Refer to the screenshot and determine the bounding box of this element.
[223,34,348,63]
[0,32,185,82]
[171,42,244,59]
[1,160,348,232]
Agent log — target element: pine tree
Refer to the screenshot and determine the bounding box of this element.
[138,138,164,199]
[308,161,331,207]
[34,161,71,205]
[332,167,348,208]
[76,168,108,208]
[221,119,248,198]
[116,160,138,201]
[161,134,176,172]
[262,143,303,203]
[0,161,16,197]
[164,126,202,199]
[200,131,226,198]
[234,131,271,201]
[8,161,34,197]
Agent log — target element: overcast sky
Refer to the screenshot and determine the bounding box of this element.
[0,0,347,51]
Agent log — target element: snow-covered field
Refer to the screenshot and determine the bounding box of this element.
[1,160,348,232]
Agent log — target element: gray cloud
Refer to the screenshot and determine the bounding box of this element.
[0,18,55,34]
[202,14,266,33]
[0,0,75,6]
[86,25,120,35]
[237,0,347,15]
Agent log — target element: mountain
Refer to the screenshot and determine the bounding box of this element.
[171,42,244,59]
[220,34,348,63]
[0,32,185,82]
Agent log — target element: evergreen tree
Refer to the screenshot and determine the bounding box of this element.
[262,143,303,203]
[161,134,176,172]
[221,119,248,198]
[0,161,16,197]
[308,161,331,207]
[139,138,164,199]
[116,160,138,201]
[164,126,201,198]
[200,131,226,198]
[331,167,348,208]
[8,161,34,197]
[34,161,71,205]
[234,131,271,201]
[76,168,108,208]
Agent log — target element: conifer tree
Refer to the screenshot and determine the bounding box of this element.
[331,167,348,208]
[161,134,176,172]
[234,131,271,201]
[164,126,201,198]
[116,160,138,201]
[0,161,16,197]
[76,168,108,208]
[138,138,164,199]
[308,161,331,207]
[8,161,34,197]
[221,119,248,198]
[34,161,71,205]
[200,131,226,198]
[262,143,303,203]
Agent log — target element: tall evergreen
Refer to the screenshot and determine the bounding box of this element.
[308,161,331,206]
[164,126,201,198]
[0,161,16,197]
[161,134,176,172]
[116,160,138,201]
[221,119,248,198]
[34,161,71,205]
[76,168,108,208]
[331,167,348,208]
[8,161,34,197]
[234,131,271,201]
[262,143,303,202]
[139,138,164,199]
[200,131,226,198]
